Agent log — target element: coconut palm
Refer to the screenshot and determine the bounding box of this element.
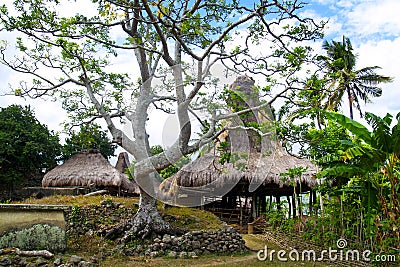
[319,36,392,119]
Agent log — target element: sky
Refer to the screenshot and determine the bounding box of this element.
[0,0,399,162]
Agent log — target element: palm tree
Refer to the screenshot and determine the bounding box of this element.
[319,36,392,119]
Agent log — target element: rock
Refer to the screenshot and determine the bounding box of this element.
[78,261,94,267]
[135,245,143,254]
[162,234,171,243]
[53,257,62,266]
[179,252,188,259]
[203,249,211,255]
[192,248,201,256]
[192,240,201,249]
[124,248,135,256]
[85,229,94,236]
[90,256,99,263]
[13,255,21,263]
[36,257,48,266]
[0,257,11,266]
[159,242,169,250]
[70,255,83,264]
[167,251,177,258]
[188,251,197,258]
[149,251,158,258]
[207,244,216,251]
[18,257,28,266]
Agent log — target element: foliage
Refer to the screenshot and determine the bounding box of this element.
[318,36,392,119]
[293,111,400,254]
[150,145,190,179]
[62,123,116,161]
[324,111,400,251]
[0,105,61,187]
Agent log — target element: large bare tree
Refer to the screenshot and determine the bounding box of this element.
[0,0,324,240]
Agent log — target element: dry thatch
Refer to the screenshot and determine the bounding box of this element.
[160,145,318,197]
[42,149,139,195]
[160,76,319,198]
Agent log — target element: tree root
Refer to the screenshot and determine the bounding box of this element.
[105,208,185,243]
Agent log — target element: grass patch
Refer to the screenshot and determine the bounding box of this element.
[99,252,331,267]
[162,205,223,231]
[12,194,139,207]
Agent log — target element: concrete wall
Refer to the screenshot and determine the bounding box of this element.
[0,204,70,252]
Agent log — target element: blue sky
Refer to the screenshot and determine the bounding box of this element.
[0,0,399,139]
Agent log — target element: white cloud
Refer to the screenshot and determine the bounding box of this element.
[345,0,400,38]
[357,37,400,117]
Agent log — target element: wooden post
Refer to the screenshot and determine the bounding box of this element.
[297,193,302,216]
[244,196,248,216]
[248,222,254,234]
[239,196,243,226]
[268,195,272,211]
[287,195,291,219]
[313,190,317,216]
[261,195,266,215]
[222,195,228,207]
[252,194,258,219]
[292,195,297,218]
[276,196,281,211]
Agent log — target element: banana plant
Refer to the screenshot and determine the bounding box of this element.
[324,111,400,249]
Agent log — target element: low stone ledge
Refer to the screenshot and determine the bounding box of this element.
[125,226,248,257]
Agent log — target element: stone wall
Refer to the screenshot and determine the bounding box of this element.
[131,227,247,258]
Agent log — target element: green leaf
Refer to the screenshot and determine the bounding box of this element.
[326,112,372,144]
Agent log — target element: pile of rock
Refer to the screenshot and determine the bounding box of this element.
[125,226,247,257]
[0,255,95,267]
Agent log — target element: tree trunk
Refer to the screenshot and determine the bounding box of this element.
[347,88,354,119]
[292,194,297,218]
[105,188,184,243]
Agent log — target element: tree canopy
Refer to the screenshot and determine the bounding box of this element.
[0,104,61,188]
[318,36,392,119]
[62,123,116,161]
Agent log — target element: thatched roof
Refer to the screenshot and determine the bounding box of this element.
[160,146,318,195]
[42,149,139,195]
[160,76,319,199]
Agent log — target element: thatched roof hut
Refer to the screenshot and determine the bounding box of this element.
[42,149,139,195]
[160,76,319,206]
